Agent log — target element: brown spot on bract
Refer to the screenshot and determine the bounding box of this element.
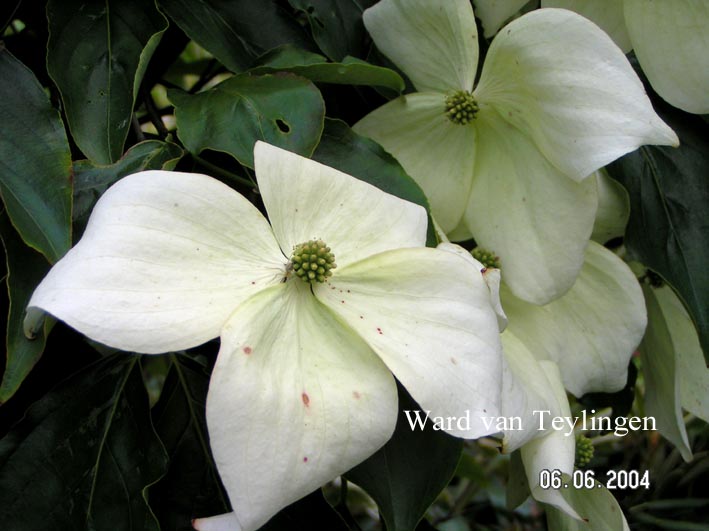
[353,391,361,399]
[243,346,252,355]
[302,392,310,407]
[303,456,308,463]
[251,281,256,285]
[341,300,345,304]
[359,315,363,319]
[450,357,457,365]
[376,327,383,335]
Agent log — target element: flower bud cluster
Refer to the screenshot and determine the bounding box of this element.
[291,240,337,283]
[445,90,479,125]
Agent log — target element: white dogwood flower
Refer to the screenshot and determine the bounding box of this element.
[543,0,709,114]
[501,241,645,521]
[439,240,645,521]
[25,141,503,531]
[354,0,678,306]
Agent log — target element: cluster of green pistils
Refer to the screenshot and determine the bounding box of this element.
[290,240,337,283]
[445,90,479,125]
[472,247,501,270]
[575,434,595,468]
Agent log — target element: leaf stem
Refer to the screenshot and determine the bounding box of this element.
[192,155,257,190]
[142,87,169,139]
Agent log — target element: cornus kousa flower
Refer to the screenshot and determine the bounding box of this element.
[354,0,678,306]
[437,240,645,521]
[25,142,504,531]
[542,0,709,114]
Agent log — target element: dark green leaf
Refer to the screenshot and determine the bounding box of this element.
[289,0,378,61]
[46,0,168,164]
[346,386,463,531]
[157,0,313,73]
[73,139,184,226]
[506,450,530,511]
[0,48,72,263]
[312,119,437,246]
[0,213,52,404]
[251,45,404,92]
[260,490,349,531]
[607,107,709,360]
[169,73,325,168]
[151,354,230,529]
[0,355,168,530]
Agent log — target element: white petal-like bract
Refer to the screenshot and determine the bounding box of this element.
[473,0,529,38]
[363,0,478,92]
[475,8,678,181]
[26,170,285,353]
[520,362,580,519]
[353,93,476,234]
[466,108,598,305]
[624,0,709,114]
[255,141,427,269]
[207,282,398,531]
[542,0,632,52]
[316,247,503,439]
[501,242,646,396]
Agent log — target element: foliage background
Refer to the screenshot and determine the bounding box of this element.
[0,1,707,530]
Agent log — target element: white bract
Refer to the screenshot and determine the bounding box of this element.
[543,0,709,114]
[502,242,645,520]
[473,0,530,37]
[354,0,678,306]
[439,240,645,522]
[25,142,503,531]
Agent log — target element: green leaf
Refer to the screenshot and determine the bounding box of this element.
[607,107,709,361]
[288,0,378,61]
[150,354,230,529]
[312,118,437,246]
[157,0,313,73]
[0,48,72,263]
[169,73,325,168]
[346,386,463,531]
[46,0,168,164]
[506,450,531,511]
[546,475,627,531]
[0,214,52,404]
[250,45,405,92]
[0,355,168,530]
[73,139,184,228]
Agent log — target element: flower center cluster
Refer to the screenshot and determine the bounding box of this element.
[574,434,595,468]
[290,240,337,283]
[472,247,500,269]
[445,90,478,125]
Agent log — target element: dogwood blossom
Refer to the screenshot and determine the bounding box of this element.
[439,240,645,521]
[24,142,503,531]
[543,0,709,114]
[503,243,644,518]
[354,0,678,306]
